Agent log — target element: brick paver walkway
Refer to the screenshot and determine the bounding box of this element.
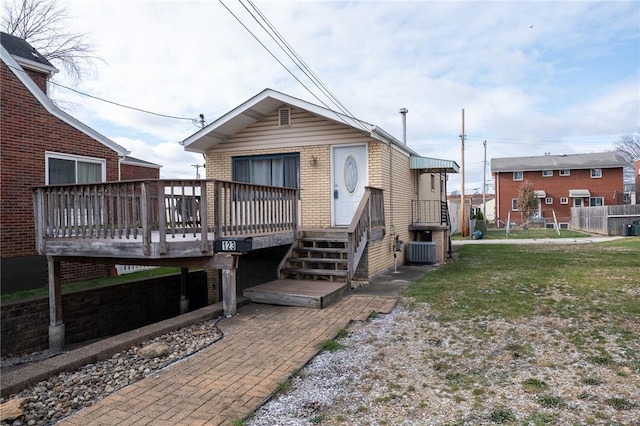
[59,295,396,425]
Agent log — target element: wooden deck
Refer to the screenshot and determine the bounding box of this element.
[243,279,350,309]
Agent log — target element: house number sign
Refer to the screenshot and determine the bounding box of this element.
[221,240,237,251]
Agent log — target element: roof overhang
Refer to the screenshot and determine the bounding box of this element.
[410,156,460,173]
[534,190,546,198]
[569,189,591,198]
[182,89,376,153]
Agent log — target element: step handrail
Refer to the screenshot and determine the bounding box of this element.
[347,187,385,281]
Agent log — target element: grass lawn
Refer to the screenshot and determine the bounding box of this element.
[452,228,590,240]
[0,267,182,304]
[399,238,640,423]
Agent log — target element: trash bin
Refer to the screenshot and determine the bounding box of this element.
[620,224,634,236]
[633,223,640,236]
[472,230,484,240]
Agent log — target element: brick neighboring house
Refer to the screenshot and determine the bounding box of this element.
[1,32,160,294]
[491,152,626,228]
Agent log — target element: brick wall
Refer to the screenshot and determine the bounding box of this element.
[121,163,160,180]
[1,62,160,292]
[495,167,624,225]
[0,271,207,356]
[1,61,120,259]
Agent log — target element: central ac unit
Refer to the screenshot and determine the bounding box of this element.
[407,242,436,264]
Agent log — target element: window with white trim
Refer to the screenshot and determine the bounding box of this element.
[573,198,583,207]
[589,196,604,207]
[513,171,523,181]
[590,168,602,178]
[545,197,553,205]
[559,169,570,176]
[511,198,519,211]
[46,152,106,184]
[542,170,553,177]
[560,197,568,204]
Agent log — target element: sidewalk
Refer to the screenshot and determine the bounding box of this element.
[59,295,397,425]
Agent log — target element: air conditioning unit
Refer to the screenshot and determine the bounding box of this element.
[407,242,436,265]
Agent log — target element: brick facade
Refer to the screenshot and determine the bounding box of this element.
[494,164,624,226]
[1,44,159,293]
[121,162,160,180]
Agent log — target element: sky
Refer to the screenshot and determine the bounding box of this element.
[47,0,640,193]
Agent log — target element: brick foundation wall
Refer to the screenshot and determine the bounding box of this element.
[0,271,207,356]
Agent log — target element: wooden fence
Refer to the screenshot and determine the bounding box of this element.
[571,204,640,235]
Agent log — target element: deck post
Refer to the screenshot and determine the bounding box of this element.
[180,267,189,314]
[47,256,65,352]
[221,255,239,316]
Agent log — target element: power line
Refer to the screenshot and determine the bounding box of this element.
[49,80,197,122]
[7,62,208,125]
[220,0,371,133]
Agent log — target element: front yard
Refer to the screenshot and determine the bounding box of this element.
[247,238,640,425]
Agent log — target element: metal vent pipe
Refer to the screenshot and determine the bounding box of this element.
[399,108,408,144]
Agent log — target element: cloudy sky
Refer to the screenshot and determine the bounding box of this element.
[51,0,639,193]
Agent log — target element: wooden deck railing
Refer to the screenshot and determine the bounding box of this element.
[411,200,449,225]
[347,187,385,280]
[214,180,299,236]
[33,179,299,257]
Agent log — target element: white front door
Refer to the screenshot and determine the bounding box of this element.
[332,145,367,226]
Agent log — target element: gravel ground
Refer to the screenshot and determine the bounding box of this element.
[2,297,638,425]
[247,298,640,426]
[0,319,223,426]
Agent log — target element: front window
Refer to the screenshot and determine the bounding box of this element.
[513,171,523,181]
[589,197,604,207]
[511,198,519,211]
[233,153,300,188]
[590,168,602,178]
[542,170,553,177]
[46,152,105,184]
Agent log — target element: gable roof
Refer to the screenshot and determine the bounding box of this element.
[0,36,129,157]
[182,88,419,156]
[491,152,626,173]
[1,32,57,75]
[121,156,162,169]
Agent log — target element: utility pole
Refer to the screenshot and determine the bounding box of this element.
[483,140,487,221]
[459,109,466,236]
[192,164,204,179]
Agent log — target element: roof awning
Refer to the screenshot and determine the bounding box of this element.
[534,190,546,198]
[410,156,460,173]
[569,189,591,198]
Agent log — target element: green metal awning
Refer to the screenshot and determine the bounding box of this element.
[410,156,460,173]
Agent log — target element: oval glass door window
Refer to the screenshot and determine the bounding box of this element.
[344,155,358,194]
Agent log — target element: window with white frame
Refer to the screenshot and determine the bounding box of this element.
[513,171,523,181]
[511,198,519,211]
[573,198,583,207]
[589,196,604,207]
[560,197,568,204]
[559,169,570,176]
[46,152,105,184]
[590,168,602,178]
[545,197,553,205]
[542,170,553,177]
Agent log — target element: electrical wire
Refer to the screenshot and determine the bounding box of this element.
[243,0,365,130]
[220,0,371,133]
